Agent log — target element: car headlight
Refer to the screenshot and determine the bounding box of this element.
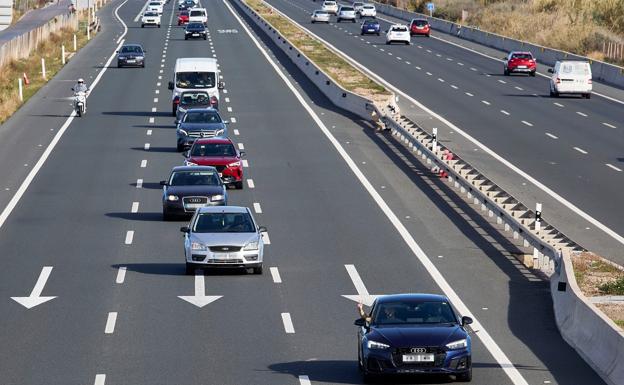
[167,194,179,201]
[191,242,206,251]
[178,129,188,136]
[136,56,144,59]
[367,340,390,350]
[215,128,224,136]
[118,56,126,59]
[227,161,241,168]
[243,239,259,250]
[184,160,197,166]
[210,194,224,202]
[446,339,468,350]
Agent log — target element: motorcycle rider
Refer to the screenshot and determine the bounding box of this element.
[72,78,89,114]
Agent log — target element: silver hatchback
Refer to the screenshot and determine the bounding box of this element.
[180,206,266,274]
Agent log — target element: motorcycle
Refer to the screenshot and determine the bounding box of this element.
[73,90,87,117]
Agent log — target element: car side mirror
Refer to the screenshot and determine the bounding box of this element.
[258,226,268,233]
[239,151,246,158]
[168,81,174,90]
[217,81,225,89]
[354,318,367,327]
[461,316,473,326]
[180,226,190,233]
[547,68,554,74]
[160,180,168,186]
[182,150,190,157]
[223,120,229,124]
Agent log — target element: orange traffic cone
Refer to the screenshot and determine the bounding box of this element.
[23,73,30,85]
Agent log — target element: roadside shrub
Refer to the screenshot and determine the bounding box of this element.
[599,277,624,296]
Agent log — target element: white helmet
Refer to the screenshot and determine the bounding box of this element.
[77,78,84,83]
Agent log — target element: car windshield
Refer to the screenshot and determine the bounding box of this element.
[120,46,142,54]
[512,53,533,59]
[372,300,457,325]
[169,170,220,186]
[413,19,428,26]
[561,62,590,75]
[190,143,236,157]
[144,12,158,16]
[176,71,215,88]
[183,110,221,123]
[193,212,255,233]
[180,92,210,106]
[190,10,204,16]
[354,2,363,6]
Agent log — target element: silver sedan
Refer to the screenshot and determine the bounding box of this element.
[311,10,331,23]
[181,206,266,274]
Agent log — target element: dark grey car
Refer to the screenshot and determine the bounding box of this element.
[161,166,227,220]
[117,44,145,68]
[175,91,215,123]
[176,108,228,151]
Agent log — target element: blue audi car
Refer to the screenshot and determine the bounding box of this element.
[355,294,473,382]
[360,18,380,35]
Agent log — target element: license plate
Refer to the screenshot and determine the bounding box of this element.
[185,203,204,209]
[368,29,375,32]
[402,354,434,363]
[213,252,230,259]
[518,65,527,69]
[126,60,136,63]
[192,33,199,36]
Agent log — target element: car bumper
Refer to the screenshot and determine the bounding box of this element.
[185,33,206,39]
[554,84,592,94]
[361,12,376,17]
[118,58,144,66]
[362,28,379,34]
[411,29,430,35]
[312,17,330,22]
[186,250,263,266]
[509,66,535,72]
[364,349,470,375]
[163,199,226,215]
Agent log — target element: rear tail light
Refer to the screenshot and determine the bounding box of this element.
[210,96,218,106]
[555,78,561,84]
[173,96,180,105]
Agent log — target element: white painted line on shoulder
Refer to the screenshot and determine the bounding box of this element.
[144,143,150,150]
[606,163,623,172]
[281,313,295,333]
[233,129,240,135]
[147,129,152,136]
[553,102,564,107]
[498,80,506,84]
[262,231,271,244]
[140,160,147,168]
[515,86,523,91]
[545,133,558,139]
[465,92,473,96]
[94,374,106,385]
[482,100,490,105]
[231,117,237,123]
[270,267,282,283]
[116,266,127,284]
[573,147,588,154]
[125,231,134,245]
[253,202,262,213]
[500,110,510,115]
[603,122,616,128]
[521,120,533,127]
[238,143,244,150]
[576,111,588,117]
[136,179,143,189]
[105,312,117,334]
[247,179,255,188]
[298,375,311,385]
[131,202,139,213]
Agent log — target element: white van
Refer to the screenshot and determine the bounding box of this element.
[168,58,224,116]
[188,8,208,25]
[548,60,592,99]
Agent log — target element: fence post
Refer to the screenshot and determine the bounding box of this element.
[73,34,77,51]
[533,203,542,269]
[431,127,438,153]
[18,78,23,101]
[61,45,66,65]
[41,58,46,80]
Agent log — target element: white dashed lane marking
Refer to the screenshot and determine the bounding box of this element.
[253,202,262,213]
[140,160,147,168]
[500,110,510,116]
[124,231,134,245]
[238,143,244,150]
[270,267,282,283]
[554,102,564,107]
[116,266,127,284]
[481,100,490,105]
[281,313,295,333]
[546,133,558,139]
[105,312,117,334]
[576,111,588,117]
[131,202,139,213]
[573,147,588,154]
[606,164,623,172]
[247,179,255,188]
[521,121,533,127]
[603,122,616,128]
[136,179,143,189]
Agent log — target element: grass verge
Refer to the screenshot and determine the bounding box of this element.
[242,0,390,103]
[0,12,95,124]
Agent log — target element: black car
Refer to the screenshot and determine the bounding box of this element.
[161,166,227,220]
[175,91,216,123]
[117,44,146,68]
[185,22,207,40]
[176,108,227,151]
[356,294,473,382]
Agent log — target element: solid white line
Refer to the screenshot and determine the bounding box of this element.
[136,179,143,189]
[94,374,106,385]
[576,111,588,117]
[115,0,130,44]
[146,129,152,136]
[131,202,139,213]
[140,160,147,168]
[224,4,530,383]
[247,179,255,188]
[133,0,148,22]
[281,313,295,333]
[521,120,533,127]
[262,231,271,245]
[0,6,128,232]
[253,202,262,213]
[233,129,240,135]
[554,102,564,107]
[270,267,282,283]
[602,122,616,128]
[606,164,623,172]
[298,375,311,385]
[242,159,249,168]
[345,264,371,299]
[482,100,490,105]
[144,143,150,150]
[116,266,127,284]
[573,147,588,154]
[545,133,558,139]
[125,231,134,245]
[500,110,510,115]
[105,312,117,334]
[238,142,244,150]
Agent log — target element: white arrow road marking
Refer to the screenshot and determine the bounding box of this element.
[178,273,222,308]
[341,264,380,306]
[11,266,57,309]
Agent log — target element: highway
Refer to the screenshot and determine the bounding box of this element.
[0,0,608,384]
[261,0,624,264]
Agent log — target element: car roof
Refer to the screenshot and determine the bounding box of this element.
[122,44,143,48]
[196,206,250,214]
[184,107,219,113]
[510,51,532,55]
[375,293,449,304]
[193,137,233,145]
[171,165,218,173]
[175,57,217,72]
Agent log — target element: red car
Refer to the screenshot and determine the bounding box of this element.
[178,11,189,25]
[503,51,536,76]
[184,138,244,189]
[409,19,430,37]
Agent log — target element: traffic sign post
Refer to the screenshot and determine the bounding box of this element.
[426,2,434,17]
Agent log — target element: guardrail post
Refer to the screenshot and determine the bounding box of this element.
[18,78,23,101]
[61,45,66,65]
[533,203,543,269]
[41,58,46,80]
[432,127,438,153]
[73,34,77,51]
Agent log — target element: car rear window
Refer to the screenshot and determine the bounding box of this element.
[315,10,328,14]
[169,171,220,186]
[180,92,210,106]
[193,213,255,233]
[511,53,533,59]
[413,19,428,26]
[561,62,590,75]
[363,5,374,9]
[183,111,221,123]
[392,26,408,32]
[190,143,236,157]
[190,10,204,16]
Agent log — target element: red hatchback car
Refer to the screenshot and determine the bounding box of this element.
[178,11,189,25]
[409,19,430,37]
[503,51,536,76]
[184,138,244,189]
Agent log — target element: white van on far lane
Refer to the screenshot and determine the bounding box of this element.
[548,60,592,99]
[168,58,225,116]
[188,8,208,25]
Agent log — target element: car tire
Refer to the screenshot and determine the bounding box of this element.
[141,24,144,28]
[585,93,591,99]
[504,68,509,76]
[456,367,472,382]
[405,41,409,45]
[386,41,390,45]
[158,24,161,28]
[185,36,188,40]
[337,18,341,22]
[163,210,173,221]
[117,62,122,68]
[361,371,376,383]
[530,71,536,77]
[185,263,195,275]
[311,20,315,23]
[235,181,244,189]
[360,31,363,35]
[252,266,263,275]
[176,142,185,152]
[203,35,207,40]
[141,63,145,68]
[376,32,380,36]
[352,19,355,23]
[426,33,430,37]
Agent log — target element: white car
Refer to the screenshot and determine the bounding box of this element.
[337,5,356,22]
[359,4,376,18]
[321,0,338,15]
[386,24,410,45]
[188,7,207,24]
[141,11,161,27]
[548,60,592,98]
[146,1,163,15]
[352,2,364,13]
[311,10,330,23]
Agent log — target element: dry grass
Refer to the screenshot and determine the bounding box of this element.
[0,13,93,124]
[243,0,390,102]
